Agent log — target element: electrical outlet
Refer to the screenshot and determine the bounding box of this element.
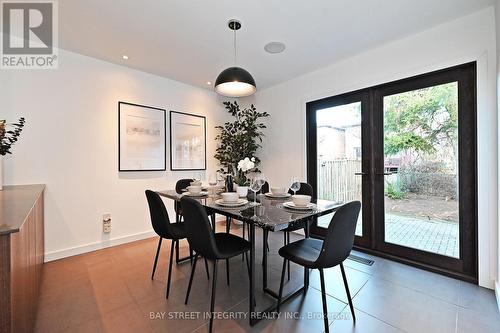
[103,214,111,233]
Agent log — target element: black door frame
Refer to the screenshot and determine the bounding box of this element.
[306,62,477,282]
[306,90,372,248]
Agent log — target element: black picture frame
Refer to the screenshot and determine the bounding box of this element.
[118,101,166,172]
[169,110,207,171]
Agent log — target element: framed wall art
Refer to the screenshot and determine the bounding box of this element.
[170,111,206,171]
[118,101,166,171]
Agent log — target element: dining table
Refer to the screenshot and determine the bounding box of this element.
[156,189,341,326]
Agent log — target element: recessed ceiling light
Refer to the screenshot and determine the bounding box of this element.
[264,42,286,54]
[122,55,129,60]
[206,81,212,85]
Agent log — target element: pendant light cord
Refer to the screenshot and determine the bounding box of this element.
[233,25,237,66]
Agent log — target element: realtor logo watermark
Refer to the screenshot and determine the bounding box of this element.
[1,0,58,69]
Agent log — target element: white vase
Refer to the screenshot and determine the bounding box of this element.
[236,185,248,198]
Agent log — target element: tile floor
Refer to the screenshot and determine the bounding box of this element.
[34,222,500,333]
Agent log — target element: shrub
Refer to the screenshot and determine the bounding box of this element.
[385,183,405,200]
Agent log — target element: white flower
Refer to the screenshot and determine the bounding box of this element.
[251,157,255,162]
[237,157,255,172]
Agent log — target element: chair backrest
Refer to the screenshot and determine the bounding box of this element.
[288,182,314,196]
[145,190,176,239]
[258,181,270,194]
[176,179,193,193]
[174,179,193,214]
[314,201,361,268]
[180,197,219,260]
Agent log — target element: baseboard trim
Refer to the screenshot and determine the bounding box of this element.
[44,216,231,262]
[495,281,500,314]
[44,230,156,262]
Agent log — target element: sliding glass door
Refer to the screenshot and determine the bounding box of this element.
[307,62,477,281]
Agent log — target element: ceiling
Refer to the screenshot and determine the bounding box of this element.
[59,0,493,91]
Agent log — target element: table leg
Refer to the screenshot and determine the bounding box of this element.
[304,218,311,290]
[262,229,268,290]
[249,222,256,326]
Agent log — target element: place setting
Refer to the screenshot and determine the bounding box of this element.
[281,195,317,211]
[280,177,316,211]
[214,192,249,207]
[264,186,291,199]
[182,182,209,197]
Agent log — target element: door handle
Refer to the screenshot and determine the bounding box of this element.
[354,172,368,176]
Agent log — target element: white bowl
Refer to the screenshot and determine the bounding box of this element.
[292,194,311,207]
[271,187,287,195]
[190,181,202,186]
[187,185,202,194]
[221,192,239,203]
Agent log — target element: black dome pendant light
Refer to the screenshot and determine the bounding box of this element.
[214,19,256,97]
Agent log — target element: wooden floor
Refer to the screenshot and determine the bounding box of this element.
[34,222,500,333]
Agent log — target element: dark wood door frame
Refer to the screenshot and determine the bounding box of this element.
[306,62,478,282]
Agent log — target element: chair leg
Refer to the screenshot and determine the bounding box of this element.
[226,217,231,233]
[204,257,210,280]
[166,240,175,299]
[151,237,162,280]
[209,260,218,333]
[226,258,230,286]
[189,244,193,265]
[340,263,356,322]
[319,268,329,333]
[185,254,199,305]
[277,258,287,313]
[175,239,180,263]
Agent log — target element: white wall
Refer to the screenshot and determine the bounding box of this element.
[494,0,500,310]
[1,49,229,261]
[253,7,498,289]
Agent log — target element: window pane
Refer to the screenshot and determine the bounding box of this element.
[383,82,459,258]
[316,102,363,236]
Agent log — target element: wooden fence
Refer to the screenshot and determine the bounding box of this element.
[318,159,362,203]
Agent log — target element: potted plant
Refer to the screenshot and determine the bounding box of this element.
[214,101,269,186]
[0,117,26,190]
[234,157,256,197]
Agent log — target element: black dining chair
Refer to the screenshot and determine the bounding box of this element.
[259,181,270,195]
[175,179,193,223]
[145,190,209,298]
[173,179,194,262]
[287,182,313,197]
[181,197,251,333]
[265,182,314,277]
[276,201,361,333]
